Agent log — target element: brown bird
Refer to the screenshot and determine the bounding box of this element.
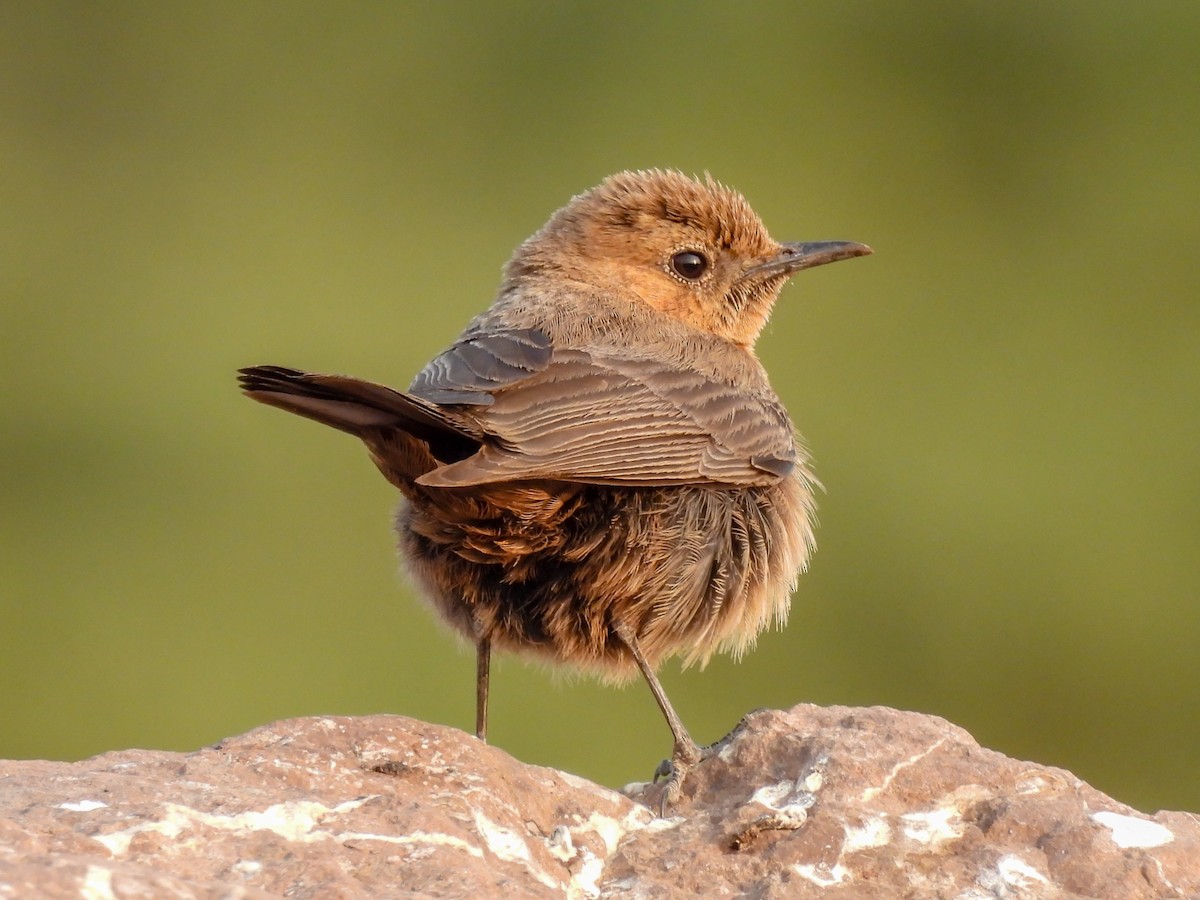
[238,170,870,807]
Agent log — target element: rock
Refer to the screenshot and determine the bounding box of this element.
[0,705,1195,898]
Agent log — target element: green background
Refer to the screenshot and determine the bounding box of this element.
[3,3,1197,814]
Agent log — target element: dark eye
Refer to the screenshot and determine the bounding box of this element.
[669,250,709,281]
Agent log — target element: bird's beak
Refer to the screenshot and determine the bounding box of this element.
[744,240,873,281]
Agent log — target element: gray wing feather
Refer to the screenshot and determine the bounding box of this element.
[408,328,554,406]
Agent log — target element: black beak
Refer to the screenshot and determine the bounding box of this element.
[745,240,873,280]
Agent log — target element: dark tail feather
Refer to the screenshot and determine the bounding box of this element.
[238,366,483,457]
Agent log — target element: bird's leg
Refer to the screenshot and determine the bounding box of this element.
[613,621,702,813]
[475,635,490,742]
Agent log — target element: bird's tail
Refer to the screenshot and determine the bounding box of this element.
[237,366,482,459]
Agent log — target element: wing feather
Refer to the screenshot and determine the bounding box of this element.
[408,328,554,406]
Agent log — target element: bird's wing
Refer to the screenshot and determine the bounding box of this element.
[418,347,797,489]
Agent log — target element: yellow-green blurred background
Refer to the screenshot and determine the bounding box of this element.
[3,3,1197,813]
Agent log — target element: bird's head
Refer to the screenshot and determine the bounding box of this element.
[506,169,871,348]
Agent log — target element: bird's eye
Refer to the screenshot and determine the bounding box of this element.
[669,250,709,281]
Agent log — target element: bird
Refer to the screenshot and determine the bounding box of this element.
[238,169,870,808]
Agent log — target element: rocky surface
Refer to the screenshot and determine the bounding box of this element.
[1,705,1196,898]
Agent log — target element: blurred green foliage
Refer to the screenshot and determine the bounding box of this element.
[2,2,1197,813]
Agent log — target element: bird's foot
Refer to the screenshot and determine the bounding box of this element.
[652,737,704,816]
[650,715,762,815]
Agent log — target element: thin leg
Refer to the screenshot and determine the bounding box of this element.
[613,621,701,813]
[475,636,490,742]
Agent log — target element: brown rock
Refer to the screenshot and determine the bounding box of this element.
[1,706,1196,898]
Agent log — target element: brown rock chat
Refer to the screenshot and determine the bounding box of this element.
[238,170,871,807]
